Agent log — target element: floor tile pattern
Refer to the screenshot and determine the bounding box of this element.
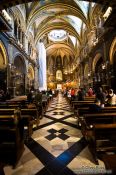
[4,93,106,175]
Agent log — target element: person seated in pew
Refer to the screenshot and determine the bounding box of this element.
[87,87,94,97]
[78,88,84,101]
[5,89,11,100]
[42,90,48,102]
[0,89,5,102]
[89,99,102,112]
[71,88,75,101]
[95,87,106,107]
[42,91,48,113]
[27,90,34,103]
[34,90,43,119]
[105,89,116,106]
[74,88,78,100]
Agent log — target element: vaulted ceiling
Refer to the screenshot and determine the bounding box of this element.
[0,0,116,10]
[1,0,115,81]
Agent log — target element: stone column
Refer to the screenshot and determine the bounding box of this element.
[20,29,22,44]
[22,32,25,49]
[34,66,39,89]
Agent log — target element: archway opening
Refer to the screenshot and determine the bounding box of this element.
[27,65,35,92]
[0,44,7,93]
[111,52,116,92]
[14,56,26,95]
[93,57,104,90]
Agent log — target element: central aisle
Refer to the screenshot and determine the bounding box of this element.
[4,93,105,175]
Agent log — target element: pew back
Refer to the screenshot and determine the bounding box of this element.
[0,115,24,167]
[87,123,116,164]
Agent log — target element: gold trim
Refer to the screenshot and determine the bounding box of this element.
[92,53,102,72]
[0,41,8,69]
[28,65,35,80]
[110,37,116,65]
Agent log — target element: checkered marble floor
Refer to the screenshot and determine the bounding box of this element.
[4,93,106,175]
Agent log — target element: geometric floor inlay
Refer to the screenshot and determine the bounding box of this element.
[4,92,106,175]
[45,128,70,141]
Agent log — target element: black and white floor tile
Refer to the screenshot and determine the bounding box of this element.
[4,93,106,175]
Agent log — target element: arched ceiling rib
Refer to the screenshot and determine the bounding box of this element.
[26,3,89,30]
[1,0,114,77]
[26,2,92,45]
[0,0,116,10]
[34,12,82,43]
[35,24,81,44]
[46,43,75,59]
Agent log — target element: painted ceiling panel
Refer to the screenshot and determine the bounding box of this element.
[47,47,74,58]
[27,0,89,29]
[69,35,77,47]
[74,0,90,17]
[48,30,67,42]
[63,15,83,35]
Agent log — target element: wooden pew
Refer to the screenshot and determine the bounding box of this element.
[42,100,48,113]
[80,112,116,163]
[84,96,95,101]
[0,101,27,109]
[71,101,94,111]
[78,106,116,115]
[82,113,116,128]
[75,106,116,166]
[0,108,39,139]
[77,106,116,126]
[0,103,19,109]
[21,108,39,126]
[86,123,116,164]
[0,114,24,167]
[0,99,46,122]
[102,154,116,174]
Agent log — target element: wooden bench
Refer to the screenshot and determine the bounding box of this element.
[71,101,94,111]
[102,154,116,174]
[21,108,39,126]
[0,104,19,109]
[82,113,116,128]
[78,106,116,115]
[81,113,116,136]
[0,100,46,122]
[84,96,95,101]
[77,106,116,126]
[42,100,48,113]
[86,123,116,164]
[0,114,24,167]
[0,108,39,139]
[80,112,116,164]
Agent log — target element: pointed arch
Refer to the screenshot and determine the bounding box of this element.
[110,37,116,65]
[92,53,102,72]
[28,64,35,80]
[84,63,89,78]
[0,41,8,69]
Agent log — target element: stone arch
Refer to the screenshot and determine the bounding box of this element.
[110,37,116,65]
[27,64,35,90]
[13,54,26,95]
[0,41,8,91]
[109,37,116,91]
[11,7,26,31]
[0,40,8,69]
[92,53,102,72]
[14,54,26,74]
[27,64,35,80]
